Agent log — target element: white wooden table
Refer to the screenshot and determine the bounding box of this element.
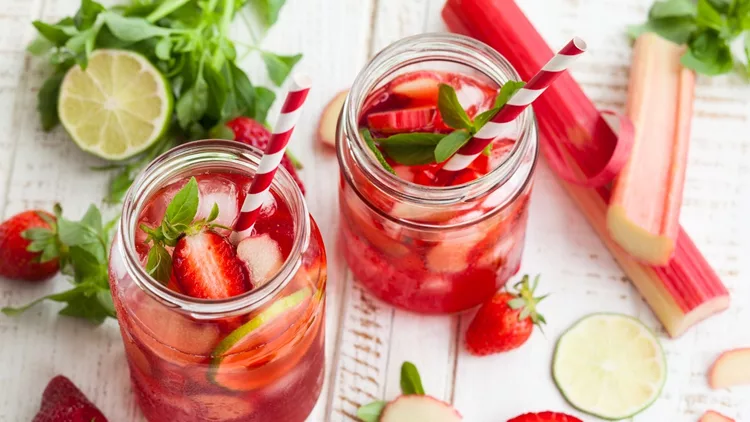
[1,0,749,421]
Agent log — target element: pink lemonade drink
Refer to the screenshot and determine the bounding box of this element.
[109,141,325,422]
[337,34,538,313]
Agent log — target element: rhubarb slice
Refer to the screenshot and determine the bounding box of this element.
[380,395,462,422]
[318,90,348,147]
[708,348,750,389]
[607,33,695,266]
[367,107,436,133]
[442,0,729,337]
[700,410,735,422]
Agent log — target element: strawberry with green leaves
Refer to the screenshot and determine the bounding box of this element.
[0,210,59,281]
[465,274,547,356]
[140,176,250,299]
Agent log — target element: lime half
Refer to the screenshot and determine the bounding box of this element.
[58,49,171,160]
[553,313,666,420]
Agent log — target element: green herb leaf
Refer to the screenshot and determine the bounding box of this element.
[649,0,697,19]
[383,144,437,166]
[164,176,200,228]
[176,76,209,129]
[697,0,728,30]
[400,361,425,395]
[146,0,192,23]
[249,0,287,26]
[434,129,472,163]
[494,81,526,109]
[261,52,302,86]
[206,203,220,222]
[32,21,73,46]
[377,133,444,146]
[101,12,170,42]
[155,37,172,60]
[357,401,387,422]
[482,144,493,157]
[37,71,66,131]
[27,37,55,56]
[146,244,172,284]
[361,129,396,174]
[74,0,105,30]
[250,86,276,123]
[437,83,473,131]
[682,29,735,74]
[627,18,698,44]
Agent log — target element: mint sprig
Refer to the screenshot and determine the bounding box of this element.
[363,80,525,171]
[629,0,750,76]
[357,361,426,421]
[2,204,118,324]
[140,176,225,284]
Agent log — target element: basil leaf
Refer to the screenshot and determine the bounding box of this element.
[482,144,493,157]
[165,176,199,227]
[37,71,66,131]
[32,21,72,46]
[400,361,425,395]
[176,75,209,129]
[261,52,302,86]
[434,130,472,163]
[437,83,473,131]
[80,205,103,234]
[682,29,735,74]
[155,37,172,60]
[361,129,396,174]
[649,0,697,19]
[146,0,192,23]
[27,37,55,56]
[494,80,527,109]
[473,107,498,130]
[627,18,698,44]
[378,133,444,146]
[250,86,276,124]
[146,243,173,284]
[357,401,387,422]
[249,0,287,26]
[697,0,728,30]
[203,63,228,121]
[101,12,170,42]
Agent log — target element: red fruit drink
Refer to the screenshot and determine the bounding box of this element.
[337,34,538,313]
[109,141,325,422]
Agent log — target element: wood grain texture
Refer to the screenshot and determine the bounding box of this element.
[0,0,749,421]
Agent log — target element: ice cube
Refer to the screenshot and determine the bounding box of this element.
[196,175,241,229]
[237,234,284,287]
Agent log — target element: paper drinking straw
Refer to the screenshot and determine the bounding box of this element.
[438,37,587,175]
[232,73,312,241]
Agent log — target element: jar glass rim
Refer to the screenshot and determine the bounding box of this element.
[337,32,538,228]
[116,139,311,319]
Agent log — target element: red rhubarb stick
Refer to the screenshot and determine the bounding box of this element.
[442,0,729,337]
[607,33,694,266]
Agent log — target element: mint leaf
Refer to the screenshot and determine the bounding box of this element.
[357,401,387,422]
[146,244,172,284]
[361,129,396,175]
[437,83,473,131]
[697,0,728,30]
[434,130,471,163]
[261,52,302,86]
[165,177,200,227]
[400,361,425,395]
[378,133,444,146]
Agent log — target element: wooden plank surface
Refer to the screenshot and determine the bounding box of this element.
[1,0,749,421]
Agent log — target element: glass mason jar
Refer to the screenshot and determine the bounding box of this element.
[337,33,538,314]
[109,140,326,422]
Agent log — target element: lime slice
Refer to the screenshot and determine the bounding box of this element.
[208,287,313,390]
[58,49,172,160]
[552,313,666,420]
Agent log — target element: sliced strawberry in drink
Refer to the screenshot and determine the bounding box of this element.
[390,71,443,104]
[367,107,436,134]
[236,234,285,288]
[172,230,250,299]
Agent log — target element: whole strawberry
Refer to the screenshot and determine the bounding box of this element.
[508,411,582,422]
[0,210,59,281]
[226,117,306,194]
[33,375,108,422]
[465,274,546,355]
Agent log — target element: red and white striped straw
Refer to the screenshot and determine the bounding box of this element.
[439,37,587,174]
[232,73,312,241]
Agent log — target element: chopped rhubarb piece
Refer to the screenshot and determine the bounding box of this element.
[708,348,750,389]
[442,0,729,337]
[700,410,735,422]
[380,395,462,422]
[607,33,694,266]
[390,71,443,104]
[318,90,348,147]
[367,107,436,133]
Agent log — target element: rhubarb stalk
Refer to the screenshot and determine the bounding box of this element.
[442,0,729,337]
[607,33,695,266]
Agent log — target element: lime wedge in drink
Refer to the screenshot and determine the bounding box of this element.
[58,49,172,160]
[552,313,666,420]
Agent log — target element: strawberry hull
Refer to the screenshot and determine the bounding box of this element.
[110,150,327,422]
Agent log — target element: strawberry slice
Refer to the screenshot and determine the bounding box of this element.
[390,71,443,104]
[508,412,583,422]
[367,107,436,134]
[172,230,250,299]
